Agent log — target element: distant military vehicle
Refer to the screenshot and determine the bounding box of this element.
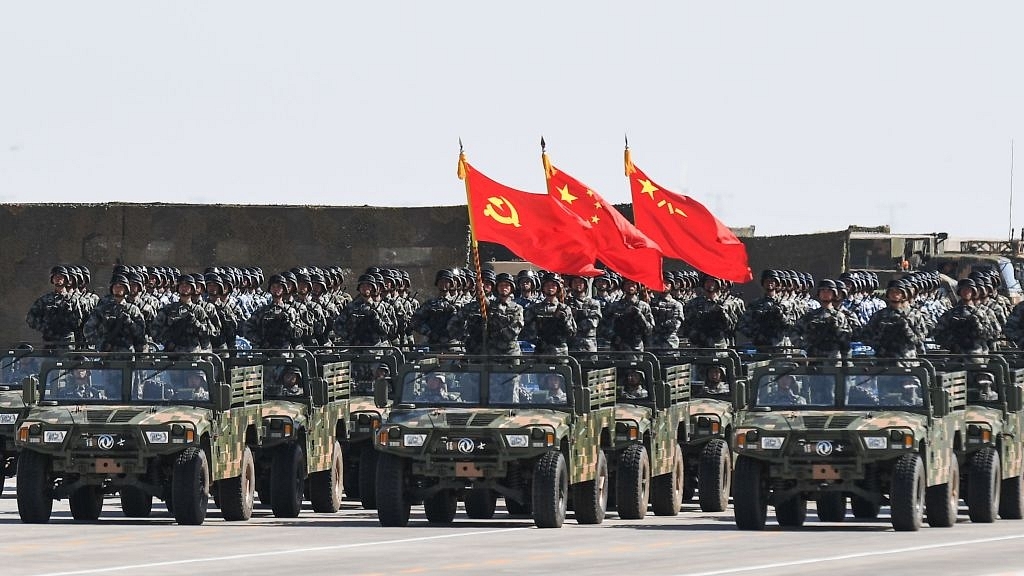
[373,354,616,528]
[15,352,263,525]
[574,351,690,518]
[732,357,966,531]
[924,353,1024,522]
[227,350,351,517]
[0,347,52,493]
[312,346,406,510]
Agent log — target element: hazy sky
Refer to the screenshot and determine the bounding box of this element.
[2,1,1023,238]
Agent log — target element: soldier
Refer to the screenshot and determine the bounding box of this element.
[793,279,853,359]
[293,271,330,347]
[620,370,649,400]
[515,269,541,308]
[899,378,923,406]
[190,274,222,352]
[600,278,655,352]
[861,279,924,359]
[739,269,795,348]
[277,366,305,396]
[448,272,524,356]
[704,365,730,394]
[536,373,568,403]
[647,272,684,349]
[931,278,996,355]
[411,269,462,350]
[682,275,743,348]
[333,274,394,346]
[416,374,453,402]
[84,274,148,353]
[27,265,85,349]
[205,272,242,351]
[976,374,999,402]
[523,273,576,356]
[62,367,107,400]
[174,370,210,401]
[565,275,602,353]
[381,269,413,346]
[152,275,214,353]
[1003,296,1024,348]
[768,375,806,405]
[242,274,304,350]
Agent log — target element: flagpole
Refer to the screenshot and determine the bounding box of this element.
[457,141,489,350]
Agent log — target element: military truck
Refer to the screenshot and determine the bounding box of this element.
[312,346,405,509]
[0,347,53,493]
[574,351,689,518]
[732,357,967,531]
[15,352,263,525]
[373,354,616,528]
[227,350,351,517]
[923,353,1024,522]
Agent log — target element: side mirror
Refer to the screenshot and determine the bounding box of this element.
[311,379,328,407]
[373,378,389,409]
[213,383,233,412]
[654,382,670,410]
[734,381,748,410]
[22,376,38,405]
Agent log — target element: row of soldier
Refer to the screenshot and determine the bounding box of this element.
[27,262,1024,358]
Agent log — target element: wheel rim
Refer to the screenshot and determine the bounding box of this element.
[244,462,254,511]
[332,453,343,504]
[914,470,925,520]
[557,466,568,515]
[641,457,650,503]
[721,450,732,495]
[673,452,684,499]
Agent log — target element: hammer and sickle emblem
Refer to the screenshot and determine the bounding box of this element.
[482,196,521,227]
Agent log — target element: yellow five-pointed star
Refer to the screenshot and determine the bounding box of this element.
[558,185,577,204]
[594,201,602,210]
[638,179,658,199]
[591,215,600,224]
[586,189,595,197]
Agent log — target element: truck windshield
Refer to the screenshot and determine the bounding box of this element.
[44,368,124,402]
[755,373,836,408]
[131,368,211,403]
[845,375,923,408]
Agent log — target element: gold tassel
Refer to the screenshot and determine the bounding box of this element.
[624,148,635,176]
[457,153,468,180]
[542,152,554,179]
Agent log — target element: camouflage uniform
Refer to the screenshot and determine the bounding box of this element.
[84,295,148,352]
[209,298,242,350]
[647,292,684,349]
[738,295,794,347]
[682,295,740,348]
[333,296,394,346]
[153,300,213,353]
[26,291,84,348]
[1004,300,1024,347]
[861,307,921,359]
[448,297,524,356]
[243,301,304,349]
[793,307,852,358]
[931,303,995,354]
[565,291,602,352]
[411,295,461,350]
[523,299,577,356]
[600,296,655,352]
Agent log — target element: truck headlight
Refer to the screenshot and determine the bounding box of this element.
[506,434,529,448]
[760,437,784,450]
[145,431,169,444]
[0,413,17,425]
[864,437,888,450]
[43,430,66,443]
[403,434,427,447]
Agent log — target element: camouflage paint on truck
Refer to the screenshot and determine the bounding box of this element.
[574,351,690,518]
[731,357,966,531]
[14,352,263,525]
[373,354,616,528]
[0,348,56,484]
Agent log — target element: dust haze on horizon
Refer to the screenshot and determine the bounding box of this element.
[1,1,1023,240]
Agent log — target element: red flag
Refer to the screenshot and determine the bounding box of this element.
[625,149,753,283]
[543,152,664,289]
[459,155,601,276]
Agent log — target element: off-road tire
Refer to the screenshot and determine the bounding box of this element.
[69,485,104,521]
[775,496,807,527]
[925,453,959,528]
[220,446,255,521]
[465,489,498,519]
[968,447,1001,523]
[359,446,378,510]
[615,444,651,520]
[271,443,306,519]
[424,489,458,524]
[733,455,768,530]
[172,447,210,526]
[573,450,609,525]
[816,492,846,522]
[651,444,684,516]
[310,441,344,513]
[17,450,53,524]
[699,439,731,513]
[532,451,568,528]
[376,453,411,527]
[999,468,1024,520]
[119,486,153,518]
[891,453,925,531]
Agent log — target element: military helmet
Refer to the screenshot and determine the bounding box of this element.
[109,274,130,290]
[356,273,380,293]
[204,272,225,291]
[817,278,838,291]
[177,274,198,290]
[494,272,516,289]
[267,274,288,289]
[434,268,454,286]
[50,265,70,279]
[79,266,91,284]
[480,268,497,285]
[540,272,564,287]
[761,269,781,283]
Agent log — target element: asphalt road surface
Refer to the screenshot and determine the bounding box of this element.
[3,479,1024,576]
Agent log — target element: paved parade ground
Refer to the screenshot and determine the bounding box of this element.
[2,480,1024,576]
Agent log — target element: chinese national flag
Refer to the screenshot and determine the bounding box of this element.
[543,153,665,289]
[459,156,601,276]
[625,150,753,283]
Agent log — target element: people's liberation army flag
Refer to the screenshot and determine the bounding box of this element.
[459,155,602,276]
[543,151,665,289]
[625,148,753,283]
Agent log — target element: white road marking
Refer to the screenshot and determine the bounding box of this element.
[680,533,1024,576]
[33,528,528,576]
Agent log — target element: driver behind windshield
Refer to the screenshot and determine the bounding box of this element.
[768,375,806,405]
[175,371,210,401]
[416,374,453,402]
[900,378,924,406]
[278,366,304,397]
[847,378,879,406]
[621,370,649,400]
[63,367,107,400]
[704,365,729,394]
[534,373,567,403]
